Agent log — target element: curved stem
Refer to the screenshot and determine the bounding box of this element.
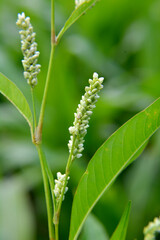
[36,145,55,240]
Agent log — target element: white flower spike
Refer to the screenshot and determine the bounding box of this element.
[16,12,41,87]
[54,172,70,204]
[68,72,104,160]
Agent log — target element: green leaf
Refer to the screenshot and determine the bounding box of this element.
[69,97,160,240]
[110,201,131,240]
[79,214,109,240]
[126,140,148,167]
[56,0,97,44]
[0,73,33,135]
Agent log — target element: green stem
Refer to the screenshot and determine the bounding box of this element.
[31,87,37,129]
[37,45,55,142]
[51,0,55,44]
[44,154,56,211]
[53,136,76,239]
[65,135,76,173]
[33,0,56,239]
[36,145,55,240]
[55,223,59,240]
[37,0,56,142]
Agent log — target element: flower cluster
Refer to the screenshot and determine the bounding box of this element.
[54,172,70,204]
[144,217,160,240]
[68,72,104,160]
[16,12,41,87]
[75,0,86,8]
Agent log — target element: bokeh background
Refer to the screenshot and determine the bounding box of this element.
[0,0,160,239]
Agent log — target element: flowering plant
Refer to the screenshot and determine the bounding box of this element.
[0,0,160,240]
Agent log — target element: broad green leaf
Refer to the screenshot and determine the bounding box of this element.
[0,73,33,136]
[110,201,131,240]
[56,0,97,44]
[79,214,109,240]
[69,97,160,240]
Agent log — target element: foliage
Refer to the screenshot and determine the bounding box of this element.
[0,0,160,240]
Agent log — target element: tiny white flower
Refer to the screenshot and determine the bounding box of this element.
[93,72,99,79]
[87,111,92,115]
[78,144,83,148]
[87,99,92,103]
[99,77,104,83]
[75,0,86,8]
[69,126,76,134]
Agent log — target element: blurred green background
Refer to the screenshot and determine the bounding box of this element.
[0,0,160,239]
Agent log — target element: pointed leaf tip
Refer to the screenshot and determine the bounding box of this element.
[111,201,131,240]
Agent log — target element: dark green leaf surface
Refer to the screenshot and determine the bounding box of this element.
[56,0,97,43]
[0,73,33,134]
[110,201,131,240]
[69,98,160,240]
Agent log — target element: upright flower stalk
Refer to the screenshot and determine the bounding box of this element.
[16,12,41,87]
[53,73,104,239]
[16,10,55,240]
